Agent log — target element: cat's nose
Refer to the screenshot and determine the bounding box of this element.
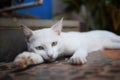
[48,54,53,59]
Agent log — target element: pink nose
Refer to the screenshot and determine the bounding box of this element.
[48,54,53,59]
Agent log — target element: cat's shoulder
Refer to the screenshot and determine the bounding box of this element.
[89,30,110,33]
[61,30,115,37]
[89,30,115,34]
[62,30,111,34]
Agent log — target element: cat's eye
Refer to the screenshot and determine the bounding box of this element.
[52,41,57,46]
[35,46,44,50]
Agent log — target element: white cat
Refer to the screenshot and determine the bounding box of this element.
[14,18,120,67]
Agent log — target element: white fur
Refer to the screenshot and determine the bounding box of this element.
[14,52,44,67]
[14,18,120,66]
[60,31,120,64]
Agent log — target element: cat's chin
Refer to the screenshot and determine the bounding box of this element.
[45,58,56,62]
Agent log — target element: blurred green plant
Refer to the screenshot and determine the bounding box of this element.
[62,0,120,34]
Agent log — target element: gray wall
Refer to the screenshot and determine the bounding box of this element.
[0,29,27,62]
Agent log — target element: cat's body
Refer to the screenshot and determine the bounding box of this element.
[14,18,120,67]
[60,30,120,54]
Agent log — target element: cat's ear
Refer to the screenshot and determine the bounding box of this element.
[51,18,63,35]
[20,25,33,41]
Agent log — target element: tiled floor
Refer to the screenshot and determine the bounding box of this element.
[0,50,120,80]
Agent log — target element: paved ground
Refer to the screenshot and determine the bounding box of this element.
[0,49,120,80]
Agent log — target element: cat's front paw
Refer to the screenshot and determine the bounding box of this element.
[69,54,87,65]
[14,52,44,68]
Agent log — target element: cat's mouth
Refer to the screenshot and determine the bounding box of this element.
[42,56,56,62]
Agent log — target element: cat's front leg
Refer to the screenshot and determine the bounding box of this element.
[14,52,44,68]
[69,49,88,64]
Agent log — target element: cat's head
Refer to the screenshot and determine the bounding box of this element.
[20,18,63,61]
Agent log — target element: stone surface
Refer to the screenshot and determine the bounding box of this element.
[0,50,120,80]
